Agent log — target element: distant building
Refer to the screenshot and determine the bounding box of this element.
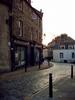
[48,34,75,63]
[0,0,43,71]
[43,45,48,60]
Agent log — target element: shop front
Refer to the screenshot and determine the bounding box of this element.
[11,39,43,70]
[12,40,29,69]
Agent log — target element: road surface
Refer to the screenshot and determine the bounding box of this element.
[0,62,75,99]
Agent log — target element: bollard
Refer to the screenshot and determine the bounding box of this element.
[71,65,73,79]
[48,60,49,67]
[25,63,27,72]
[39,60,41,69]
[49,73,53,98]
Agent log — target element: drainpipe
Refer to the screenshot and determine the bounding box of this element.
[9,1,15,71]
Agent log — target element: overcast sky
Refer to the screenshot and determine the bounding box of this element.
[32,0,75,45]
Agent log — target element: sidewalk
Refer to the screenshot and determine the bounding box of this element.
[0,61,52,80]
[32,76,75,100]
[0,61,53,74]
[0,61,53,100]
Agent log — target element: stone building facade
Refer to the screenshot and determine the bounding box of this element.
[0,0,43,71]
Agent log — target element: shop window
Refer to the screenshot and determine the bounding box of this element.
[20,48,25,65]
[15,47,25,66]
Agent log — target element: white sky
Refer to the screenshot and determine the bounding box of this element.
[32,0,75,45]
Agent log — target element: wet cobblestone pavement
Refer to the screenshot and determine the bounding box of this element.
[0,62,75,100]
[0,63,51,99]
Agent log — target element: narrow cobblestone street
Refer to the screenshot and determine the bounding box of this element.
[0,62,75,100]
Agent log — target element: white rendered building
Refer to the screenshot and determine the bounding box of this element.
[48,34,75,63]
[53,49,75,63]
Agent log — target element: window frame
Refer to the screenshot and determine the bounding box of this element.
[72,52,75,58]
[15,46,25,66]
[18,20,23,37]
[60,52,64,58]
[19,0,23,11]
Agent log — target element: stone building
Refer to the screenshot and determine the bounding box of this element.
[0,0,43,71]
[48,34,75,63]
[43,45,48,60]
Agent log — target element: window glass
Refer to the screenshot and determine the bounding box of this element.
[15,47,25,67]
[20,48,25,65]
[18,20,23,36]
[60,53,63,58]
[32,12,37,20]
[19,0,23,11]
[72,52,75,58]
[15,47,21,66]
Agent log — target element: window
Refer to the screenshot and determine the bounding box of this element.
[19,0,23,11]
[68,45,74,49]
[60,53,64,58]
[18,20,23,36]
[72,52,75,58]
[15,47,25,67]
[32,12,37,20]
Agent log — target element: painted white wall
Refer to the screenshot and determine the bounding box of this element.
[74,45,75,49]
[53,49,75,62]
[43,48,48,58]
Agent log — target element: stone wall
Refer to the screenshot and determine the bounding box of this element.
[12,0,42,44]
[0,4,10,69]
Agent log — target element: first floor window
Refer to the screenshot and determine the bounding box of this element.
[19,0,23,11]
[18,20,23,37]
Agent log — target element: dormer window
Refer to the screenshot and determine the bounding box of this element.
[32,12,37,20]
[27,0,31,4]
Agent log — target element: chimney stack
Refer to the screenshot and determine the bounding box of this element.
[27,0,31,5]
